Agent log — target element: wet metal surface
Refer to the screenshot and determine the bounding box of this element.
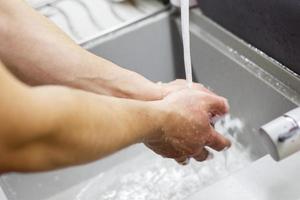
[198,0,300,75]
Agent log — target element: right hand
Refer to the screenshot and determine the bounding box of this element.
[161,79,217,98]
[144,88,231,164]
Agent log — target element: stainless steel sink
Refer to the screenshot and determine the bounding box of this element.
[1,8,299,200]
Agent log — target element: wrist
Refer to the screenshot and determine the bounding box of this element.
[140,100,167,142]
[104,72,165,101]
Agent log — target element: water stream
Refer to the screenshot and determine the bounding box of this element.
[180,0,193,88]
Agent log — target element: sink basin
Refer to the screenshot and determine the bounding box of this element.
[1,8,299,200]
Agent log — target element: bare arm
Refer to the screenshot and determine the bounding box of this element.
[0,58,230,173]
[0,60,163,173]
[0,1,231,173]
[0,0,224,101]
[0,0,162,100]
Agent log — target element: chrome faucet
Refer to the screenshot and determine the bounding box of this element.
[259,107,300,161]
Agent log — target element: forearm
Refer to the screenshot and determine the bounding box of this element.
[0,0,162,100]
[0,85,163,173]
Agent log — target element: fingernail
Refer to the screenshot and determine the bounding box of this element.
[179,158,190,165]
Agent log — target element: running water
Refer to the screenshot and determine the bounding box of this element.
[180,0,193,88]
[180,0,232,166]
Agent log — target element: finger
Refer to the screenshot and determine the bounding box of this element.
[172,80,216,96]
[192,148,209,162]
[169,80,214,94]
[171,79,186,85]
[202,94,230,116]
[206,128,231,151]
[159,150,184,159]
[193,84,217,96]
[175,156,190,165]
[144,142,183,159]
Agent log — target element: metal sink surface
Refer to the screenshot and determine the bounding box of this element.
[0,7,299,200]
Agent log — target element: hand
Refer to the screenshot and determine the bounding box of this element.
[161,79,223,123]
[144,88,231,164]
[161,79,218,98]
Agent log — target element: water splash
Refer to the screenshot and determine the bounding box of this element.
[76,115,252,200]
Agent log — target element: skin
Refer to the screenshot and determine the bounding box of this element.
[0,0,218,101]
[0,0,231,173]
[144,89,230,163]
[0,0,161,100]
[0,61,162,172]
[0,60,230,173]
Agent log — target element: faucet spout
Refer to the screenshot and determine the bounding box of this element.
[260,107,300,161]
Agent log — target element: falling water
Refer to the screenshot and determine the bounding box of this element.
[180,0,193,88]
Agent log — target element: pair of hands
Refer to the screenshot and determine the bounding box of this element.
[144,80,231,164]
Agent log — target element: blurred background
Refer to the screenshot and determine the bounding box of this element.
[26,0,168,43]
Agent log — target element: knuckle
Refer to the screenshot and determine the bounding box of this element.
[214,145,226,152]
[175,156,190,165]
[205,132,216,146]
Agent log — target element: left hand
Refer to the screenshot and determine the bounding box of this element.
[144,88,230,165]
